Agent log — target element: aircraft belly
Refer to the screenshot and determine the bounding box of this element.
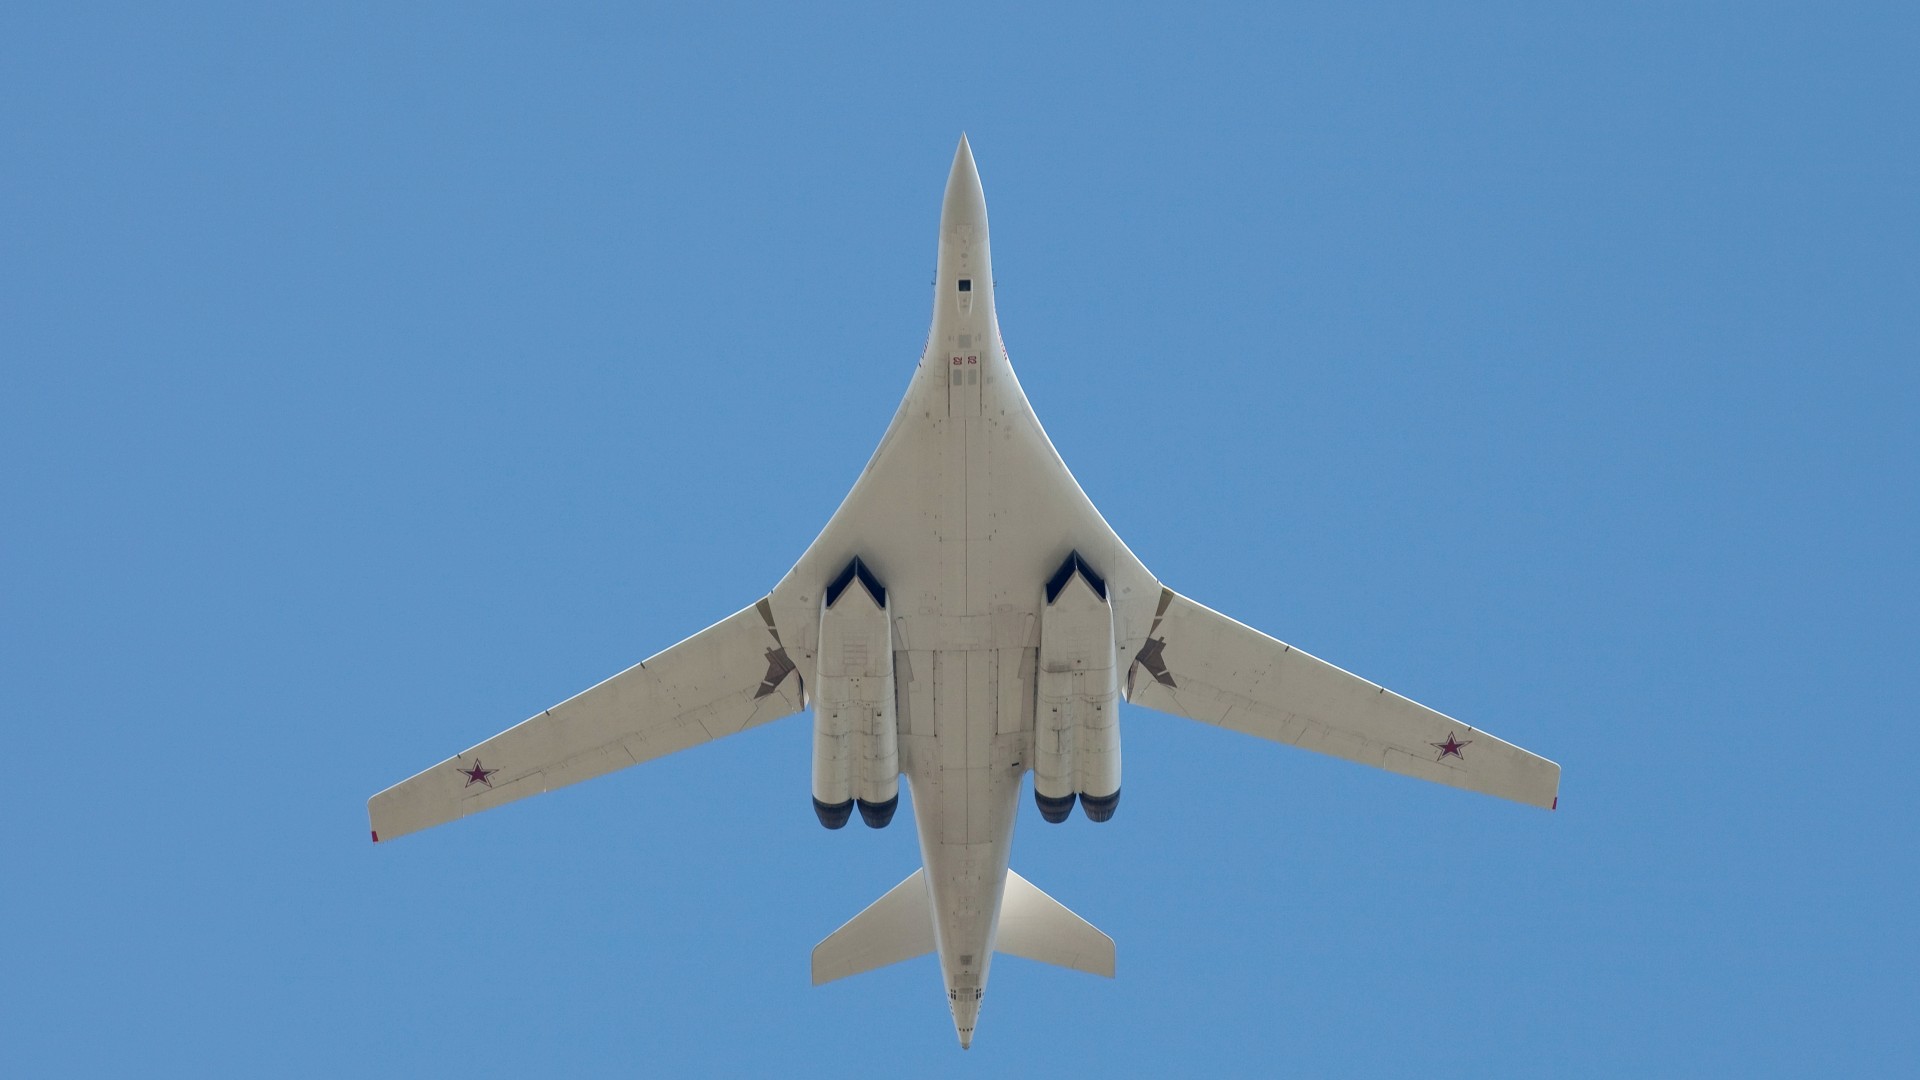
[904,640,1025,1037]
[764,258,1153,1045]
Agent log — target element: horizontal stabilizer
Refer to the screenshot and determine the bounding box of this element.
[996,870,1115,978]
[811,869,936,985]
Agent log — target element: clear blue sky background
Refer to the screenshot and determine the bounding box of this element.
[4,3,1915,1076]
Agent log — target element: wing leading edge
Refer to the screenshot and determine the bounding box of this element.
[1123,588,1559,810]
[368,598,807,842]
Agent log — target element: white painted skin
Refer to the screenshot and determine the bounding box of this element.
[769,137,1556,1046]
[811,570,898,814]
[1037,564,1122,810]
[368,135,1559,1052]
[763,136,1156,1047]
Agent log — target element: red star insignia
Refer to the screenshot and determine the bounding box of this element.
[458,759,498,787]
[1431,733,1472,761]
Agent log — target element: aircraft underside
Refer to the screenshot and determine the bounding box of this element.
[369,135,1559,1050]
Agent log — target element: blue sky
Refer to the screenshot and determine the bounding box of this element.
[4,3,1915,1075]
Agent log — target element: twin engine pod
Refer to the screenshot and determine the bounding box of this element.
[811,557,900,829]
[1034,551,1122,823]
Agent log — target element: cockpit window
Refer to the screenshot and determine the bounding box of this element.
[957,279,972,292]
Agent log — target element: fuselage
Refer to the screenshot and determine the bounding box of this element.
[902,140,1018,1046]
[763,137,1158,1047]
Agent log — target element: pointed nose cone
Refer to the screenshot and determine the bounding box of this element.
[942,133,987,232]
[950,133,978,188]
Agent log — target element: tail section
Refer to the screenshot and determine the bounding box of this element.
[996,870,1115,977]
[811,869,936,985]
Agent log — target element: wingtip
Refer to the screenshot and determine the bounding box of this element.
[1551,796,1558,811]
[370,829,380,843]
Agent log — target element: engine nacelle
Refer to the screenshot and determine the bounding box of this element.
[812,557,900,829]
[1035,551,1122,823]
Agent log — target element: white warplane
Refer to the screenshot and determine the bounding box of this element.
[369,135,1560,1049]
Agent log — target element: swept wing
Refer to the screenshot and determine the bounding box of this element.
[1123,588,1559,809]
[369,598,806,842]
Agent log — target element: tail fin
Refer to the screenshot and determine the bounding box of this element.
[811,869,936,985]
[996,870,1115,977]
